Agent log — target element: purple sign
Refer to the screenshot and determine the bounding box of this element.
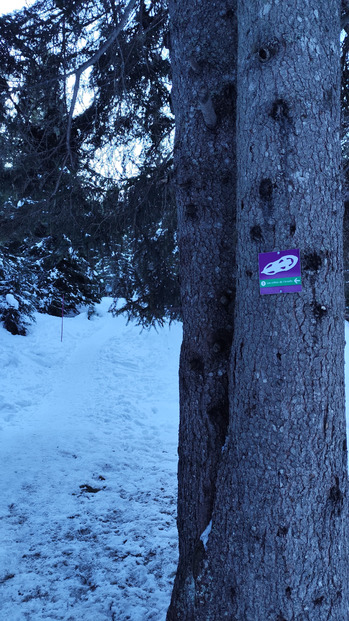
[258,249,302,295]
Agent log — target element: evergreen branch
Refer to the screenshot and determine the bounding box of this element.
[342,0,349,27]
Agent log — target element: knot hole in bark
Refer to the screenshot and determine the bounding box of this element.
[209,327,233,355]
[258,46,270,62]
[303,251,323,272]
[312,302,327,321]
[185,203,199,220]
[250,225,264,242]
[277,525,288,537]
[328,476,343,517]
[259,178,274,201]
[257,39,279,63]
[189,355,204,374]
[270,98,290,122]
[220,7,235,20]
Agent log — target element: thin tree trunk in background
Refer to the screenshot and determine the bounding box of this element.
[167,1,237,618]
[194,1,349,618]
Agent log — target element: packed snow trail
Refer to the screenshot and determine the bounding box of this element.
[0,299,181,620]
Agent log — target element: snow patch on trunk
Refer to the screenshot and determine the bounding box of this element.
[200,520,212,550]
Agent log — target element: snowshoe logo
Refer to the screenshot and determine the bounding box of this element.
[261,254,299,276]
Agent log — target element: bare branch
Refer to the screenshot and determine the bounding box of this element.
[66,0,138,163]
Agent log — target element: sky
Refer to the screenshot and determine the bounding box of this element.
[0,0,35,15]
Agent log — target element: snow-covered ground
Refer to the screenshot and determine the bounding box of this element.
[1,299,349,621]
[0,298,181,620]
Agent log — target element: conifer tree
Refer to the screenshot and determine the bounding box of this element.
[168,1,349,618]
[0,0,177,331]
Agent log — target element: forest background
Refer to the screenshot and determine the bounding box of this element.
[0,0,178,335]
[1,0,349,333]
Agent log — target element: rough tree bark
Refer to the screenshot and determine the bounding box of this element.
[167,1,237,618]
[169,0,349,619]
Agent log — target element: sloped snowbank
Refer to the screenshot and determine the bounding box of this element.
[0,298,181,620]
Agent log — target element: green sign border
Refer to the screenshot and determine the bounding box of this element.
[260,277,302,288]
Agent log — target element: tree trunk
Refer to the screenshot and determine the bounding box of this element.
[167,1,237,618]
[192,1,349,619]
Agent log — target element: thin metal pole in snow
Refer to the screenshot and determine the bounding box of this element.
[61,295,64,342]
